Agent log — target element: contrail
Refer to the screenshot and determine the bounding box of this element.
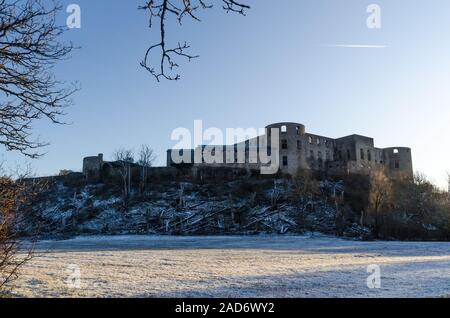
[325,44,387,48]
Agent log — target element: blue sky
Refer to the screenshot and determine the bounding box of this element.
[2,0,450,188]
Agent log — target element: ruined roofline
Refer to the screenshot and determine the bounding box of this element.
[167,123,411,151]
[335,134,374,141]
[383,146,412,151]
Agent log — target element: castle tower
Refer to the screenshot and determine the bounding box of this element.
[265,122,307,175]
[383,147,413,179]
[82,153,104,180]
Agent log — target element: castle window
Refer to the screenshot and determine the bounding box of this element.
[281,125,287,133]
[338,150,342,161]
[360,149,365,160]
[318,151,323,160]
[282,139,288,150]
[310,150,315,159]
[309,136,313,144]
[283,156,288,167]
[393,149,399,154]
[296,126,301,135]
[317,138,321,145]
[347,149,351,160]
[367,150,372,162]
[297,140,302,150]
[395,160,400,169]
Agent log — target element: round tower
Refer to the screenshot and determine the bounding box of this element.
[266,122,306,136]
[82,153,104,179]
[265,123,306,175]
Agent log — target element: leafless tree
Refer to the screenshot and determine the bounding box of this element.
[138,145,156,194]
[0,163,41,296]
[293,169,320,203]
[447,171,450,193]
[0,0,78,158]
[368,170,392,238]
[139,0,250,81]
[113,149,135,200]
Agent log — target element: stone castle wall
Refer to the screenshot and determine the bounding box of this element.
[166,122,414,180]
[82,123,413,182]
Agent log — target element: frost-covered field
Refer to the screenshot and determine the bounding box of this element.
[12,235,450,298]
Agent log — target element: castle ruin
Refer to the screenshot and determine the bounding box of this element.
[167,122,413,179]
[83,122,413,180]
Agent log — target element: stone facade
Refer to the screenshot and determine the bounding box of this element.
[167,122,414,179]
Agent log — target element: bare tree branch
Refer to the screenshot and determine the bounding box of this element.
[138,144,156,195]
[113,149,135,201]
[0,0,78,158]
[0,163,42,296]
[140,0,250,81]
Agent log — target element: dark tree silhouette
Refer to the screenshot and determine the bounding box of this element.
[0,163,43,296]
[140,0,250,81]
[0,0,78,158]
